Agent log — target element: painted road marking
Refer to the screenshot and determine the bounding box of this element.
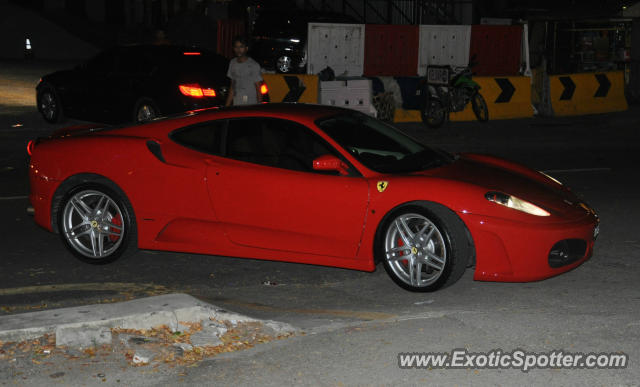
[542,167,611,173]
[0,195,29,200]
[0,282,171,296]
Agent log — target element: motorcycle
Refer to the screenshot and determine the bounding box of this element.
[418,56,489,128]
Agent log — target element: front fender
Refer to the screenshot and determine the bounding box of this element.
[357,177,487,262]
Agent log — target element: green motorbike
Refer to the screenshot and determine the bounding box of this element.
[419,58,489,128]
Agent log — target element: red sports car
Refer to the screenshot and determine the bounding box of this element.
[28,104,599,292]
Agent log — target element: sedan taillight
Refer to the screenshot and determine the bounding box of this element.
[179,84,216,98]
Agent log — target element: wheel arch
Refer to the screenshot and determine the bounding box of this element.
[50,173,133,234]
[372,200,476,267]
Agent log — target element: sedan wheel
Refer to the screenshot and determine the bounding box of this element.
[59,185,136,264]
[37,86,63,123]
[377,204,471,292]
[136,103,156,123]
[276,56,293,73]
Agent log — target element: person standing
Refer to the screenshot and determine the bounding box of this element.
[225,36,263,106]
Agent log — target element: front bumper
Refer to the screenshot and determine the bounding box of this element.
[460,212,598,282]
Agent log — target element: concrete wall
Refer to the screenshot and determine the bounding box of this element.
[0,0,99,61]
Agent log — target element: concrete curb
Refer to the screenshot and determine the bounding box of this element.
[0,293,296,347]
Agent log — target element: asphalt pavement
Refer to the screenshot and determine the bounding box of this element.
[0,60,639,385]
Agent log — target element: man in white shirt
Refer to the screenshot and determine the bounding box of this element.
[225,36,263,106]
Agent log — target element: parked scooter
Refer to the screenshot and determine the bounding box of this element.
[418,55,489,128]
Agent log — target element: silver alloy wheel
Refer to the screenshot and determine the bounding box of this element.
[136,104,155,122]
[276,55,292,73]
[40,91,56,120]
[384,213,447,287]
[61,190,125,259]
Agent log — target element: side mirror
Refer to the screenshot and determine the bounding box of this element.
[312,154,349,176]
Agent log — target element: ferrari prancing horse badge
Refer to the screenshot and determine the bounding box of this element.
[377,181,388,192]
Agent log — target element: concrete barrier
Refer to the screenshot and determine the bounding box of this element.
[262,74,319,104]
[393,76,533,123]
[549,71,627,116]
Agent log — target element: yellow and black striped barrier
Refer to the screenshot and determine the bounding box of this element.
[549,71,627,116]
[262,74,319,104]
[394,76,533,123]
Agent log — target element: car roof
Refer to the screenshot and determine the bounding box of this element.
[113,104,359,140]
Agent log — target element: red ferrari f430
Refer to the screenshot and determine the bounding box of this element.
[28,104,599,292]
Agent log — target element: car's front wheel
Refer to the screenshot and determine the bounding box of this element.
[377,204,471,292]
[58,184,137,264]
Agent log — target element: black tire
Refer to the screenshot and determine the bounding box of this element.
[133,98,159,123]
[37,84,64,124]
[375,203,472,292]
[275,55,293,74]
[420,97,447,129]
[57,182,137,264]
[471,92,489,122]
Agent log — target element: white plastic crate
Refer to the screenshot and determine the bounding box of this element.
[320,79,376,116]
[417,25,471,76]
[307,23,365,77]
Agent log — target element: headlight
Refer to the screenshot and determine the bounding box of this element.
[485,191,550,217]
[539,171,563,186]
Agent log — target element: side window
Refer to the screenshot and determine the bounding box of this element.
[225,118,336,173]
[170,120,225,155]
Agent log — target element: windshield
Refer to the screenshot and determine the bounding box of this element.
[316,112,452,174]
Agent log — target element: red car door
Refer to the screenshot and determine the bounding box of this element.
[206,117,370,258]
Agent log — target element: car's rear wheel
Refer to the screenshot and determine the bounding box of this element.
[377,204,471,292]
[134,98,158,123]
[37,85,64,123]
[58,184,137,264]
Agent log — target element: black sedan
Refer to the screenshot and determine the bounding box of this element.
[251,10,355,73]
[36,45,229,124]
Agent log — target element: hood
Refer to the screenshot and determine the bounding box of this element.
[415,155,590,220]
